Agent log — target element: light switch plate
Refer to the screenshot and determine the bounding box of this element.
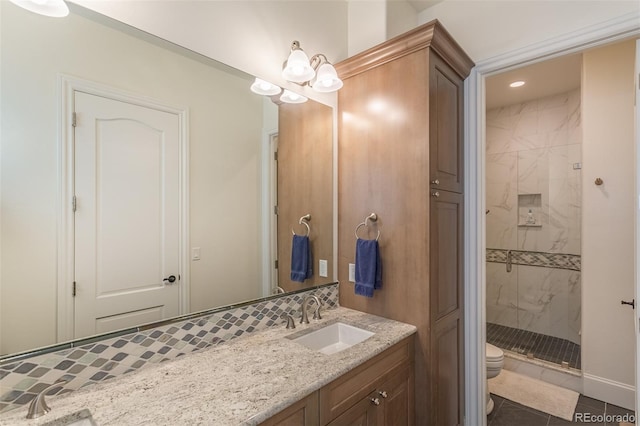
[349,263,355,282]
[319,259,328,277]
[192,247,201,261]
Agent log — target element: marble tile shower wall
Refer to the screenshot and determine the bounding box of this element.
[0,284,338,414]
[486,89,582,346]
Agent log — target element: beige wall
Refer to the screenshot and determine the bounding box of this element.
[0,4,264,354]
[418,0,639,62]
[582,39,636,408]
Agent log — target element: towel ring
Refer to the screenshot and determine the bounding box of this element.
[355,213,380,241]
[292,214,311,237]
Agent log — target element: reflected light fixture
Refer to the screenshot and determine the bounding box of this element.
[509,80,526,88]
[9,0,69,17]
[282,41,343,93]
[250,78,282,96]
[280,90,308,104]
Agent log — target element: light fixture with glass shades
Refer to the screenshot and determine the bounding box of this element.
[9,0,69,17]
[250,78,282,96]
[282,40,343,92]
[279,90,308,104]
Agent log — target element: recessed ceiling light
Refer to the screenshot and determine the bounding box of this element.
[509,80,526,88]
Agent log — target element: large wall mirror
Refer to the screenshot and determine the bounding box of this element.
[0,2,335,357]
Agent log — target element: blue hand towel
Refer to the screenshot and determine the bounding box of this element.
[354,238,382,297]
[290,234,313,282]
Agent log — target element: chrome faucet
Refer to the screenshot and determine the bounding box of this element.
[26,378,68,419]
[300,295,322,324]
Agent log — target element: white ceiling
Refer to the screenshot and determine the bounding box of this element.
[485,53,582,109]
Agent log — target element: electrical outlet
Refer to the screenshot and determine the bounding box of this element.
[192,247,201,261]
[319,260,328,277]
[349,263,355,282]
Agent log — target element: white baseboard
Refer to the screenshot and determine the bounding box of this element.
[583,373,635,410]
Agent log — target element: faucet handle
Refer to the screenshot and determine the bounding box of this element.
[281,312,296,329]
[26,378,68,419]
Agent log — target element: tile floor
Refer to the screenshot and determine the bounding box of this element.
[488,394,636,425]
[487,322,581,369]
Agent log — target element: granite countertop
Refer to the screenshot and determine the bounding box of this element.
[1,307,416,426]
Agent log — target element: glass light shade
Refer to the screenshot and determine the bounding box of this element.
[9,0,69,17]
[280,90,308,104]
[250,78,281,96]
[282,49,315,83]
[312,63,343,93]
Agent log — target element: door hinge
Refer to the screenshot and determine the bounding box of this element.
[274,151,278,161]
[274,205,278,215]
[72,112,77,128]
[72,281,77,297]
[72,195,77,212]
[274,260,278,269]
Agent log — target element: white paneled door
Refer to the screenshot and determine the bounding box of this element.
[73,91,181,339]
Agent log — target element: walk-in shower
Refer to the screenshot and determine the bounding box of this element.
[485,88,582,370]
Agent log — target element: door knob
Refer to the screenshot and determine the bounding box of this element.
[163,275,177,284]
[621,299,635,309]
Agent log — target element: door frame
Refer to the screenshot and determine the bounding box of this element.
[56,74,189,343]
[261,129,279,296]
[464,12,640,425]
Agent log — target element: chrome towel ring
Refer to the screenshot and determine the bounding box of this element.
[355,213,380,241]
[292,214,311,237]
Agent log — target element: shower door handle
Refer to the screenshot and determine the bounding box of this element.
[621,299,635,309]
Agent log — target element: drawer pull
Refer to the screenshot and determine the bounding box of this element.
[431,179,440,185]
[378,390,388,398]
[431,191,440,198]
[370,397,381,406]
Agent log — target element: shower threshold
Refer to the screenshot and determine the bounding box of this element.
[487,322,581,370]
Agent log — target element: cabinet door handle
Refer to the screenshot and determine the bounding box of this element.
[378,390,388,398]
[431,191,440,198]
[370,397,380,406]
[431,179,440,185]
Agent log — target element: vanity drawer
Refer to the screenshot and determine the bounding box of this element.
[319,336,414,424]
[260,391,319,426]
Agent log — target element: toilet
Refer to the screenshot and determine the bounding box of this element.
[486,343,504,414]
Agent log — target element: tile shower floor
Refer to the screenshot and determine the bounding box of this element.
[487,323,581,369]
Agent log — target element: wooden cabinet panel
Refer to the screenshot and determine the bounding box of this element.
[378,366,414,426]
[327,390,379,426]
[335,19,472,426]
[430,190,464,426]
[260,392,319,426]
[319,336,413,425]
[429,52,464,194]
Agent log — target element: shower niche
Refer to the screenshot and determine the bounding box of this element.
[517,193,542,227]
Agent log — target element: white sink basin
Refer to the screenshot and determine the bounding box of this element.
[292,322,374,355]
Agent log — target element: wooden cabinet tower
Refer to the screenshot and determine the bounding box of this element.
[335,20,473,425]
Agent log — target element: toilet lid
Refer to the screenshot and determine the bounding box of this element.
[486,343,504,360]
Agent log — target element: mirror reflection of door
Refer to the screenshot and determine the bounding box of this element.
[277,101,333,293]
[72,90,182,339]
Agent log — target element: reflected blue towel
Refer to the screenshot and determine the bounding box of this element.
[354,238,382,297]
[290,234,313,282]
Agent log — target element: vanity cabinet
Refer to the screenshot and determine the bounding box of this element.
[262,336,414,426]
[335,20,473,426]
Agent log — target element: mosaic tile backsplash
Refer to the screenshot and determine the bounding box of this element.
[0,284,339,415]
[486,248,581,271]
